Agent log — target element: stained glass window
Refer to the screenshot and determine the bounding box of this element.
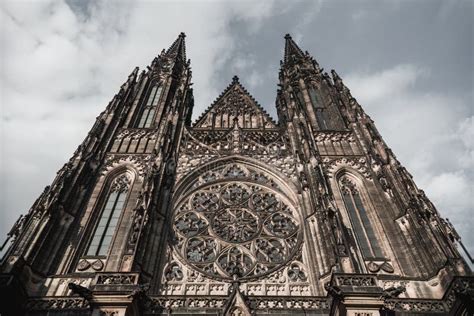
[86,174,130,256]
[136,84,163,128]
[339,175,384,259]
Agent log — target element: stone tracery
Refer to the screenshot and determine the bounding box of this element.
[172,178,302,281]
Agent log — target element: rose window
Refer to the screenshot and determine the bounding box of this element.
[212,208,259,243]
[172,181,302,281]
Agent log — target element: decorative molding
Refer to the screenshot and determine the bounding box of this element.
[333,274,378,287]
[26,297,89,311]
[115,128,158,141]
[96,273,139,285]
[111,173,132,192]
[144,296,329,312]
[314,131,355,142]
[384,299,446,313]
[324,157,372,179]
[366,261,394,274]
[101,154,153,177]
[77,258,104,272]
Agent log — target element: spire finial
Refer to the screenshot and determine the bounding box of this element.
[165,32,187,61]
[283,33,305,64]
[232,75,239,83]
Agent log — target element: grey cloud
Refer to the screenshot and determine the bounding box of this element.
[0,0,472,255]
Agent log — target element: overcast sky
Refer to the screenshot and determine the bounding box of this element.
[1,1,472,255]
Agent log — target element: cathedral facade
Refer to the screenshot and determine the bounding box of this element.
[0,33,472,316]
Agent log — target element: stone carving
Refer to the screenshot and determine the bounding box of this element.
[127,208,144,248]
[315,131,355,142]
[287,263,307,282]
[26,298,90,311]
[248,296,329,310]
[96,274,137,285]
[444,277,474,309]
[384,299,446,313]
[186,163,279,191]
[380,285,406,299]
[366,261,394,274]
[172,180,302,281]
[68,282,93,300]
[176,123,296,181]
[193,79,277,130]
[91,259,105,271]
[110,173,132,192]
[77,259,91,271]
[325,157,372,180]
[76,258,104,272]
[145,297,227,311]
[101,154,153,177]
[324,282,343,299]
[165,262,184,281]
[333,275,377,287]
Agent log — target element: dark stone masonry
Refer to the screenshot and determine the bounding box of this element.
[0,33,472,315]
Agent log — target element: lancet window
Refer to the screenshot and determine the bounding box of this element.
[338,175,384,259]
[136,83,163,128]
[86,173,131,256]
[308,87,329,130]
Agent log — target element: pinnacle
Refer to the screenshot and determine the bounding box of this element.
[232,75,239,83]
[165,32,187,61]
[283,33,305,64]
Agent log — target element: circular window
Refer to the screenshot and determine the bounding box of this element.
[172,181,301,281]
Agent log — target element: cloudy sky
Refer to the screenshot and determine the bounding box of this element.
[1,0,472,255]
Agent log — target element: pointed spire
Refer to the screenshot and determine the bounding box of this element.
[284,33,305,63]
[165,32,187,61]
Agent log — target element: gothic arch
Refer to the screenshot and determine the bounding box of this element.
[325,157,372,180]
[94,165,139,213]
[75,166,139,272]
[173,155,299,204]
[133,78,164,128]
[332,170,396,274]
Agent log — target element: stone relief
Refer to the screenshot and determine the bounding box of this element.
[100,154,153,177]
[324,157,372,180]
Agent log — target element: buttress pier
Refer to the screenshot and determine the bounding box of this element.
[1,33,472,316]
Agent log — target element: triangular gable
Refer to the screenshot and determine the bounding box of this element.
[193,76,277,129]
[222,279,252,316]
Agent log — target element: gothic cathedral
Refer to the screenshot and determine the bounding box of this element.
[1,33,472,316]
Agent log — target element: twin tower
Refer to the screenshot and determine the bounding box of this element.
[1,33,472,315]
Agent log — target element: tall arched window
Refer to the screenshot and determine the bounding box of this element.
[86,173,131,256]
[136,83,163,128]
[338,175,384,259]
[308,87,329,130]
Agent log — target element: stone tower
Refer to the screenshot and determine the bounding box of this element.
[0,33,472,316]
